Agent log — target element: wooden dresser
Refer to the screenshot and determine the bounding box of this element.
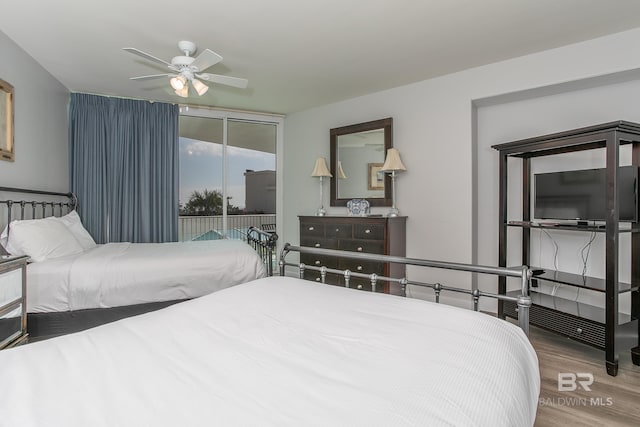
[298,216,406,294]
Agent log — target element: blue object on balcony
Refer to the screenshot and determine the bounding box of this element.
[192,230,225,241]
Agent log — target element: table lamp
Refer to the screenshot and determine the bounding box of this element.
[380,148,406,217]
[311,157,332,216]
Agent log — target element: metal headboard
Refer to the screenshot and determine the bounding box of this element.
[0,186,77,231]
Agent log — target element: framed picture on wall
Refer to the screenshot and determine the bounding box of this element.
[368,163,384,190]
[0,78,14,162]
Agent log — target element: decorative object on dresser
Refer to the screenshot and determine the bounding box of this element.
[492,120,640,377]
[310,157,332,216]
[330,118,393,207]
[380,147,407,217]
[0,78,14,162]
[298,215,406,294]
[346,198,370,216]
[0,256,28,349]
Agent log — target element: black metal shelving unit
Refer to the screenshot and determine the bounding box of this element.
[492,121,640,376]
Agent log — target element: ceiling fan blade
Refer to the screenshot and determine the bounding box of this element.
[123,47,171,67]
[189,49,223,72]
[130,74,173,81]
[197,73,248,89]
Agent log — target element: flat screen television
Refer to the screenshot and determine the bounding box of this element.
[534,166,638,222]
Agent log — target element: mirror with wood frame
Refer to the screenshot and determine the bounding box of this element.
[330,117,393,207]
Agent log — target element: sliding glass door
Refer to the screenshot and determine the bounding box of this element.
[177,110,278,242]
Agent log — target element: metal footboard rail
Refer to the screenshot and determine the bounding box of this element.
[279,244,533,336]
[247,226,278,276]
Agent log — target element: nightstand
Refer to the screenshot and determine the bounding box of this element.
[0,256,28,349]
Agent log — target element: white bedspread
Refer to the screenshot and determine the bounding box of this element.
[26,239,266,312]
[0,276,540,427]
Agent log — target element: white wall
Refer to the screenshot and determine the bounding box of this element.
[283,27,640,306]
[0,30,69,191]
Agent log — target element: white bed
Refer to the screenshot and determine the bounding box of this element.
[0,276,540,427]
[27,239,266,313]
[0,204,268,337]
[0,208,266,314]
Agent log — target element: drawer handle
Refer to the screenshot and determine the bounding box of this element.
[315,260,321,265]
[365,229,371,234]
[357,247,363,252]
[357,265,363,271]
[314,243,321,248]
[308,226,315,231]
[357,284,363,290]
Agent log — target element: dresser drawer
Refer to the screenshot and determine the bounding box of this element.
[300,255,339,285]
[354,223,385,240]
[301,254,338,270]
[345,277,386,293]
[339,239,385,254]
[300,222,325,237]
[325,223,353,239]
[339,259,385,275]
[300,237,338,250]
[504,300,606,349]
[303,270,328,284]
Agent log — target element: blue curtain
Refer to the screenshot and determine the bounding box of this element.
[69,93,179,243]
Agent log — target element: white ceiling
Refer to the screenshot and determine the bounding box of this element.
[2,0,640,115]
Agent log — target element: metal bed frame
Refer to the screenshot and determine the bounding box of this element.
[279,243,534,335]
[0,187,279,339]
[0,187,186,338]
[246,226,278,276]
[0,186,77,255]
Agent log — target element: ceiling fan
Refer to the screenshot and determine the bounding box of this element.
[123,41,248,98]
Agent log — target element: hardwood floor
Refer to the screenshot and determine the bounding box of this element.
[529,326,640,426]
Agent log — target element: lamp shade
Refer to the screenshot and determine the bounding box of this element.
[337,161,347,179]
[311,157,332,177]
[192,79,209,96]
[170,75,186,90]
[380,148,407,172]
[175,85,189,98]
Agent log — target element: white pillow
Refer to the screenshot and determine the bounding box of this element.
[55,210,97,250]
[4,217,85,262]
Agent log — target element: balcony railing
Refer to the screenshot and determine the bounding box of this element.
[178,214,276,242]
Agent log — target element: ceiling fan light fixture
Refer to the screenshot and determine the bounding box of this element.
[125,41,248,98]
[192,78,209,96]
[175,85,189,98]
[170,75,186,90]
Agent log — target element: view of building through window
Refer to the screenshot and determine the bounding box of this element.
[178,116,276,242]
